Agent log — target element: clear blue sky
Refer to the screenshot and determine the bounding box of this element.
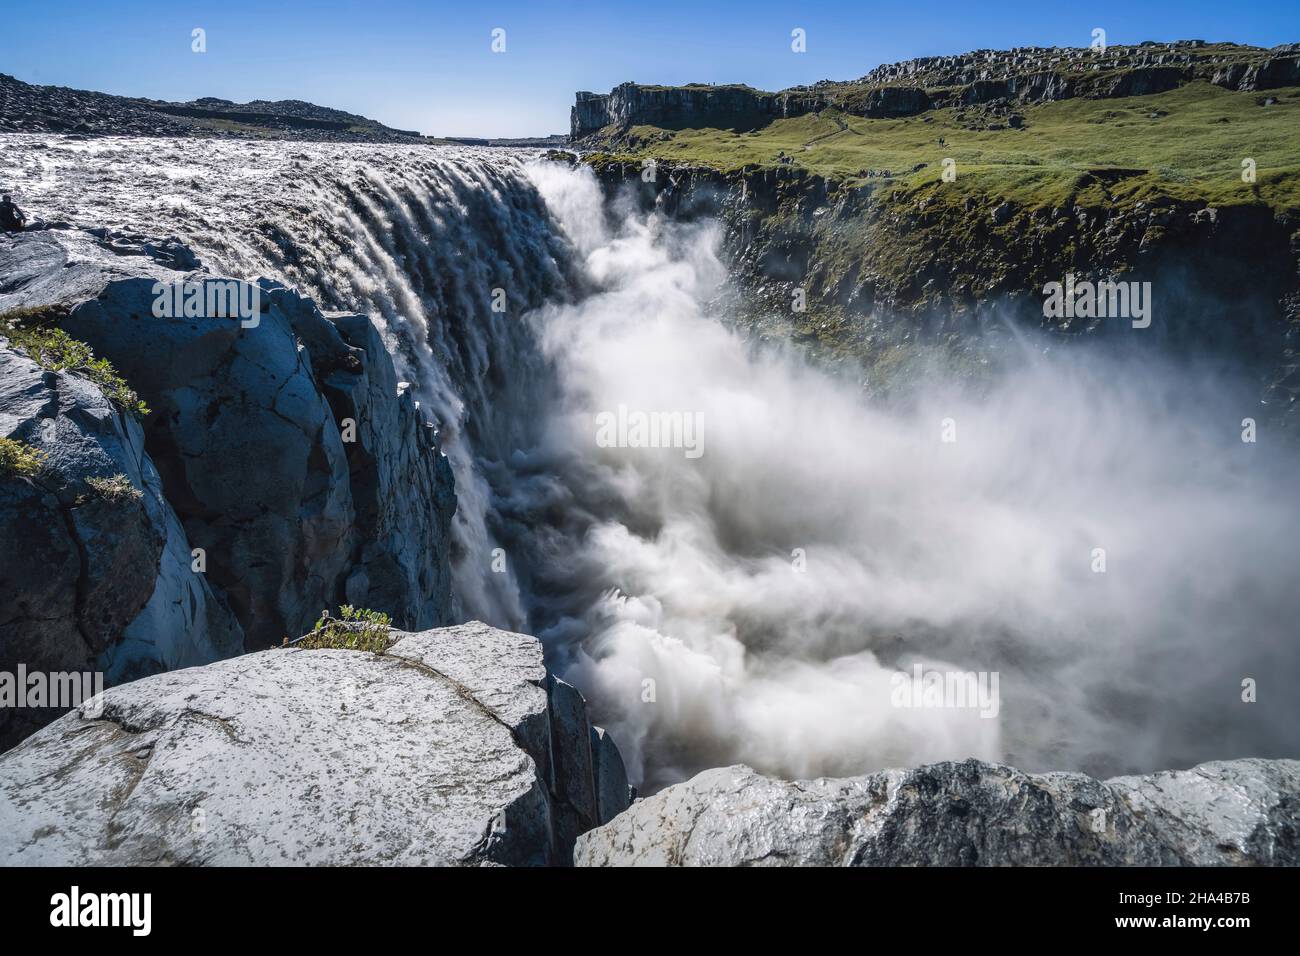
[1,1,1296,137]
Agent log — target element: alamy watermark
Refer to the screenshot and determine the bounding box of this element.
[1042,273,1152,328]
[50,886,150,936]
[890,664,1000,718]
[595,404,704,459]
[0,665,104,715]
[151,280,261,328]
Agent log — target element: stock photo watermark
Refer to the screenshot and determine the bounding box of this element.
[151,279,261,327]
[1042,273,1152,328]
[0,665,104,715]
[595,404,704,458]
[890,665,1000,719]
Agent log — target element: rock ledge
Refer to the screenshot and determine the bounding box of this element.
[575,759,1300,866]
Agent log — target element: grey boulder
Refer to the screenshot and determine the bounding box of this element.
[0,622,630,866]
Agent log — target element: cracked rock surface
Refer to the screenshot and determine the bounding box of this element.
[574,759,1300,866]
[0,623,631,865]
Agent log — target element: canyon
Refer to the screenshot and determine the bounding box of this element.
[1,39,1298,865]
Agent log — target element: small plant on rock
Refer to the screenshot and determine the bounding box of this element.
[0,307,151,418]
[0,437,48,478]
[292,605,393,653]
[78,473,143,504]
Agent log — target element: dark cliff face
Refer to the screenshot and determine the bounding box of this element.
[571,82,833,140]
[0,226,458,747]
[572,91,611,139]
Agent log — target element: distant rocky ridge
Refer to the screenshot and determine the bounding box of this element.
[445,134,569,148]
[0,622,630,865]
[576,759,1300,866]
[0,225,456,745]
[571,41,1300,139]
[0,73,427,142]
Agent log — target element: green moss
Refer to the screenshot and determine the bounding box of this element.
[292,605,393,653]
[0,437,48,478]
[0,307,151,418]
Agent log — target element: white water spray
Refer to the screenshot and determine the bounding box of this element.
[521,162,1300,789]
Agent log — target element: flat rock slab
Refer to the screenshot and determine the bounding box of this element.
[574,758,1300,866]
[0,627,559,865]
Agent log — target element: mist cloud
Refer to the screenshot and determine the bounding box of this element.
[524,161,1300,790]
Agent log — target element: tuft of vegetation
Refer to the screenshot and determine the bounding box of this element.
[291,605,393,653]
[0,437,48,478]
[0,307,151,418]
[78,473,143,504]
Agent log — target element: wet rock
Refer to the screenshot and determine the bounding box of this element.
[591,725,632,824]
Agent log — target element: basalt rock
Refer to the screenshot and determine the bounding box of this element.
[574,759,1300,866]
[0,227,456,654]
[571,42,1289,143]
[0,342,242,749]
[572,82,829,140]
[0,623,631,866]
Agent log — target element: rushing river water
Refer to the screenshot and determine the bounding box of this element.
[3,135,1298,789]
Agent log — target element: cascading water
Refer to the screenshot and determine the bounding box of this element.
[2,136,571,630]
[5,136,1299,791]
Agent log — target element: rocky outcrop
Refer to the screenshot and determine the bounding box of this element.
[572,91,613,139]
[0,225,457,744]
[571,42,1295,141]
[855,40,1279,98]
[858,85,932,117]
[0,343,243,748]
[572,83,830,140]
[0,623,630,866]
[1213,56,1300,92]
[1,227,456,654]
[574,759,1300,866]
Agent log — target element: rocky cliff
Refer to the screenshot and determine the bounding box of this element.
[0,224,456,744]
[570,39,1300,426]
[572,42,1300,140]
[572,83,827,139]
[0,622,630,865]
[580,156,1299,425]
[575,760,1300,866]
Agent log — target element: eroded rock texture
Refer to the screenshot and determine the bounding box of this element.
[574,760,1300,866]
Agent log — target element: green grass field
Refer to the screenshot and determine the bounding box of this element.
[594,81,1300,211]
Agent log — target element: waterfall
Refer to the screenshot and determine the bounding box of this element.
[6,136,1300,791]
[2,136,576,629]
